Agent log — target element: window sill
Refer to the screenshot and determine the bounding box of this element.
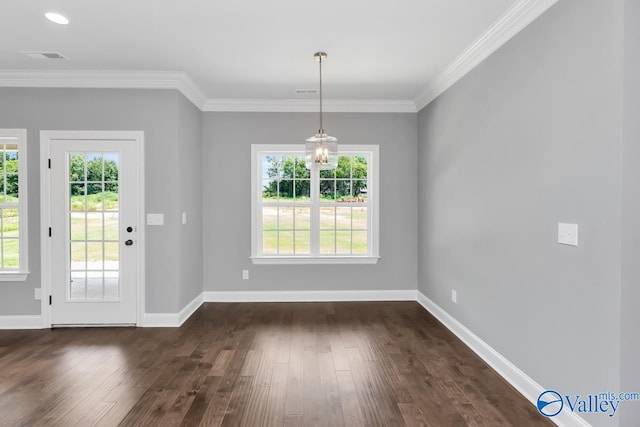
[251,256,380,265]
[0,272,30,282]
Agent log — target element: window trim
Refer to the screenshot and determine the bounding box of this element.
[251,144,379,264]
[0,129,29,281]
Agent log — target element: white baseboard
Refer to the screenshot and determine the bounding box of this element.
[416,291,590,427]
[0,315,42,329]
[143,292,204,327]
[203,289,417,302]
[178,292,204,325]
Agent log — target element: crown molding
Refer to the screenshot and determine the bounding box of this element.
[0,69,415,112]
[202,98,417,113]
[414,0,559,111]
[0,69,208,109]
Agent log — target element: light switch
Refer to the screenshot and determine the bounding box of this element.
[182,212,187,225]
[558,223,578,246]
[147,213,164,226]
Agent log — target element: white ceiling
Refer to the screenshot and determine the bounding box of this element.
[0,0,556,110]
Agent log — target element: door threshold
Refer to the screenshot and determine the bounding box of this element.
[51,323,136,328]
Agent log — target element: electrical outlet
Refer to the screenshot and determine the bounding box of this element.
[182,212,187,225]
[34,288,42,300]
[242,270,249,280]
[451,289,457,304]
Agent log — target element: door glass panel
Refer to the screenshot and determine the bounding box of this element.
[68,152,120,301]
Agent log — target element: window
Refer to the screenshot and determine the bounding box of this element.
[0,129,28,280]
[251,144,379,264]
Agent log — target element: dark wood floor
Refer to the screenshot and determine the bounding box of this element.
[0,302,551,426]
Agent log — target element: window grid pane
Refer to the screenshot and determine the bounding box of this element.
[258,151,372,258]
[0,140,21,269]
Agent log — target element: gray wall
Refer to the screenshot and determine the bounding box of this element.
[0,88,201,315]
[177,95,203,309]
[620,0,640,425]
[418,1,625,425]
[202,112,418,293]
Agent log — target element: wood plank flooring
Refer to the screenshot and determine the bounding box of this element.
[0,302,552,426]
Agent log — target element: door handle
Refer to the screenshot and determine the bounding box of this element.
[125,239,134,246]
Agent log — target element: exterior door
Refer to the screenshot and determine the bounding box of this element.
[49,139,139,325]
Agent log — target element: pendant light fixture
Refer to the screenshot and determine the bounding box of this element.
[305,52,338,170]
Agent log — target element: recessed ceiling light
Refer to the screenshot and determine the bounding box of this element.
[45,12,69,25]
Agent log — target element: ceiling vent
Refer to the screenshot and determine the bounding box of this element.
[20,51,68,60]
[295,89,318,95]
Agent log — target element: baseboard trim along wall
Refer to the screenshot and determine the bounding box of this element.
[0,315,42,329]
[142,292,204,327]
[203,289,418,302]
[416,291,590,427]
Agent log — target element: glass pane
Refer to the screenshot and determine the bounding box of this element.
[319,180,335,203]
[352,207,368,230]
[262,207,277,231]
[70,154,85,181]
[86,242,103,270]
[104,271,119,299]
[262,231,277,254]
[70,184,86,211]
[67,152,120,301]
[294,158,310,179]
[353,180,367,202]
[6,174,18,200]
[320,231,336,254]
[320,168,335,179]
[278,231,294,255]
[2,238,19,268]
[0,178,4,203]
[86,212,103,240]
[104,241,119,265]
[104,153,119,182]
[3,209,19,238]
[87,183,103,204]
[294,180,310,201]
[104,213,119,240]
[352,231,368,254]
[87,272,104,299]
[336,207,352,230]
[70,272,86,300]
[86,153,103,182]
[295,207,310,230]
[336,231,352,254]
[104,183,119,210]
[336,157,351,179]
[319,207,335,229]
[262,178,279,200]
[70,242,87,268]
[294,231,310,255]
[5,148,18,172]
[336,180,351,200]
[352,156,368,179]
[279,207,293,230]
[281,157,295,179]
[70,215,86,241]
[263,155,284,179]
[278,180,294,200]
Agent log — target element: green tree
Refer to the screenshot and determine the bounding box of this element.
[69,155,119,195]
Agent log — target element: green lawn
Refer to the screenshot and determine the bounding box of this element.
[69,192,119,265]
[262,206,368,255]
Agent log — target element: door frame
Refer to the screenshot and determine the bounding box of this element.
[40,130,145,328]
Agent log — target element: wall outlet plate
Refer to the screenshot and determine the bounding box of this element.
[558,223,578,246]
[147,213,164,226]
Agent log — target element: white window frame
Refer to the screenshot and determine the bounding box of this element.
[251,144,379,264]
[0,129,29,281]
